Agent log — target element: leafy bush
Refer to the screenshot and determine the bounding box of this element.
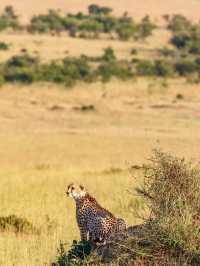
[139,150,200,257]
[98,60,133,82]
[168,14,192,32]
[170,19,200,55]
[154,60,174,77]
[0,41,9,50]
[116,16,136,40]
[136,60,174,77]
[0,6,20,31]
[175,60,197,76]
[171,32,192,50]
[78,19,103,38]
[6,54,39,68]
[159,46,176,57]
[1,54,39,83]
[28,10,64,33]
[101,47,116,62]
[136,60,156,76]
[88,4,112,16]
[27,6,155,41]
[136,15,156,39]
[0,74,5,86]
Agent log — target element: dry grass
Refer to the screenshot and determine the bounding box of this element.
[0,2,199,264]
[0,28,171,63]
[0,78,199,265]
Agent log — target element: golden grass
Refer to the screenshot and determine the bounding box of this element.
[0,11,199,263]
[0,78,200,265]
[0,28,171,63]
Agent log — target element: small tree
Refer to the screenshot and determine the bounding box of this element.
[102,47,116,61]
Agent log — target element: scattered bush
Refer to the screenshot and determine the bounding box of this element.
[98,60,133,82]
[130,48,138,55]
[0,42,9,50]
[27,5,155,40]
[0,48,199,87]
[168,14,192,32]
[176,93,184,100]
[175,60,198,76]
[159,46,176,57]
[136,60,156,76]
[116,17,136,40]
[154,60,174,77]
[88,4,113,16]
[170,17,200,56]
[101,47,116,62]
[0,6,20,31]
[136,15,156,39]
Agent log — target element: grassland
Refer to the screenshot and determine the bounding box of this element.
[0,1,199,265]
[0,79,200,265]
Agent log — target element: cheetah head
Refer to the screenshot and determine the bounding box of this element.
[66,183,86,200]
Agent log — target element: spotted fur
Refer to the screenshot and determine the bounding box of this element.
[66,184,126,243]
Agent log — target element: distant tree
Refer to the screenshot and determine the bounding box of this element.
[0,5,20,31]
[116,23,135,40]
[88,4,112,15]
[102,47,116,61]
[168,14,191,32]
[137,16,156,39]
[88,4,100,15]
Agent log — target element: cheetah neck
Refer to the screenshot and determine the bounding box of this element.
[75,193,115,218]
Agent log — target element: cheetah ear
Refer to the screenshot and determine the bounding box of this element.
[79,184,85,191]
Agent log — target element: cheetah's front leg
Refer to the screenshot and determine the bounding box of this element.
[80,227,88,241]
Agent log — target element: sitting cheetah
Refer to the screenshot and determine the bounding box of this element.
[66,183,126,243]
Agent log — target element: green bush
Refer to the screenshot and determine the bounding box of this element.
[98,60,133,82]
[170,20,200,55]
[136,60,156,76]
[6,54,39,68]
[78,20,103,38]
[88,4,112,16]
[54,240,92,266]
[168,14,192,32]
[154,60,174,77]
[0,74,5,86]
[26,5,155,41]
[136,59,174,77]
[101,47,116,62]
[175,60,197,76]
[0,41,9,50]
[136,15,156,39]
[28,10,64,33]
[116,19,136,40]
[4,67,37,83]
[0,6,20,31]
[159,47,176,57]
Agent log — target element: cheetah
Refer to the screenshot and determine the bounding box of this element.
[66,183,126,243]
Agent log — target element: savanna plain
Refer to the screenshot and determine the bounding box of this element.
[0,1,200,265]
